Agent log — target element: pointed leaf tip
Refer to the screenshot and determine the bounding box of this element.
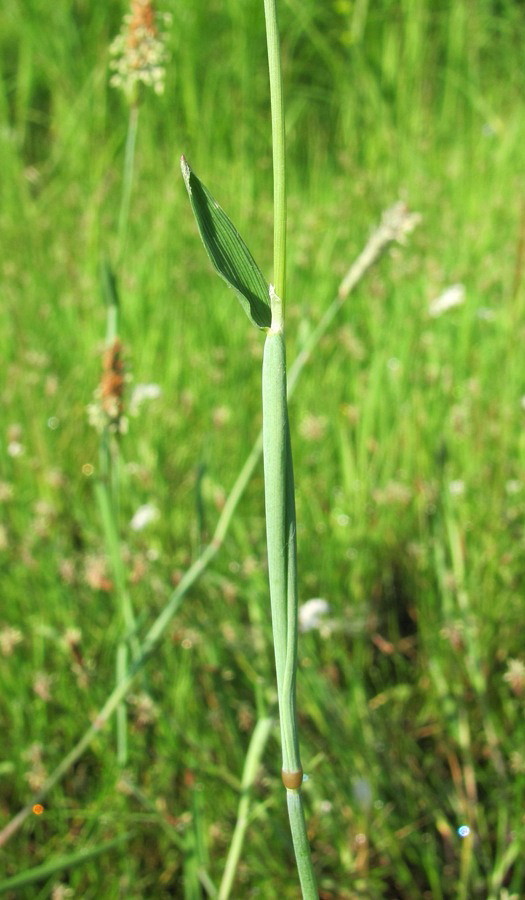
[180,155,191,193]
[181,160,271,329]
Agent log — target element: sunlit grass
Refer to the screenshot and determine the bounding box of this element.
[1,0,525,895]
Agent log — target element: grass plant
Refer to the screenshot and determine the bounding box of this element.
[183,3,318,889]
[1,0,525,896]
[0,193,416,873]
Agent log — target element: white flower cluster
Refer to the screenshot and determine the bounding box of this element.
[130,503,159,531]
[428,283,465,317]
[109,1,171,102]
[129,382,162,416]
[298,598,331,633]
[86,395,128,436]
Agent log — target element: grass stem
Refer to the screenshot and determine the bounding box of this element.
[263,2,317,894]
[117,103,139,261]
[218,717,274,899]
[264,0,287,302]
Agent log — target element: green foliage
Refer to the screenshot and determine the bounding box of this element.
[181,157,271,329]
[1,0,525,896]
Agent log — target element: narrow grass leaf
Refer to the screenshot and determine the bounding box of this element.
[181,156,271,329]
[0,834,131,894]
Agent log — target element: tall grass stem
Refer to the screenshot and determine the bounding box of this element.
[218,717,273,899]
[263,0,287,303]
[263,2,317,894]
[262,331,299,772]
[117,104,139,260]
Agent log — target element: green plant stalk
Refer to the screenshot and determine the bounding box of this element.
[457,825,473,900]
[96,481,132,767]
[96,424,140,765]
[264,0,286,304]
[283,419,300,757]
[94,478,138,648]
[97,102,140,766]
[117,103,139,261]
[262,329,300,774]
[287,791,316,893]
[95,300,138,766]
[263,1,317,895]
[118,774,222,896]
[218,717,273,900]
[184,786,212,899]
[116,641,128,766]
[0,204,414,849]
[262,321,317,899]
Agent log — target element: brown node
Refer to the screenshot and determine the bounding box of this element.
[281,768,303,790]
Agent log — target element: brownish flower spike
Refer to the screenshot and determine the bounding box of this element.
[87,339,129,435]
[109,0,171,101]
[128,0,156,48]
[100,339,126,425]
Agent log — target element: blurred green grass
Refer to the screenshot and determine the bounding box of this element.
[1,0,525,896]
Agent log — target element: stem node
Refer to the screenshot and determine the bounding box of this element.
[281,768,303,790]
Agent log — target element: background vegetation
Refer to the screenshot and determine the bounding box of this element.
[1,0,525,896]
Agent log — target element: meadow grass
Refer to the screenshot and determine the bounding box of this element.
[1,0,525,896]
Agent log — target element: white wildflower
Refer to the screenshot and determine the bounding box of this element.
[129,383,162,416]
[298,598,330,633]
[130,503,159,531]
[7,441,24,458]
[503,658,525,696]
[429,284,465,317]
[51,885,74,900]
[0,626,23,656]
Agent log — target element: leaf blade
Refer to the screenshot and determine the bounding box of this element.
[181,156,271,329]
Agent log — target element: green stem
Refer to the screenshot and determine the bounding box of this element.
[261,343,287,681]
[96,284,138,766]
[96,418,135,767]
[117,103,139,261]
[287,791,318,898]
[262,331,300,770]
[98,102,139,766]
[282,422,299,763]
[263,2,317,896]
[264,0,286,302]
[94,478,138,651]
[262,329,317,898]
[116,641,128,766]
[218,717,274,899]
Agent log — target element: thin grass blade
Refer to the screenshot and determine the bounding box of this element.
[0,834,131,894]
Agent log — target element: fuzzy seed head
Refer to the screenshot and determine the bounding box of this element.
[109,1,171,103]
[87,339,128,436]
